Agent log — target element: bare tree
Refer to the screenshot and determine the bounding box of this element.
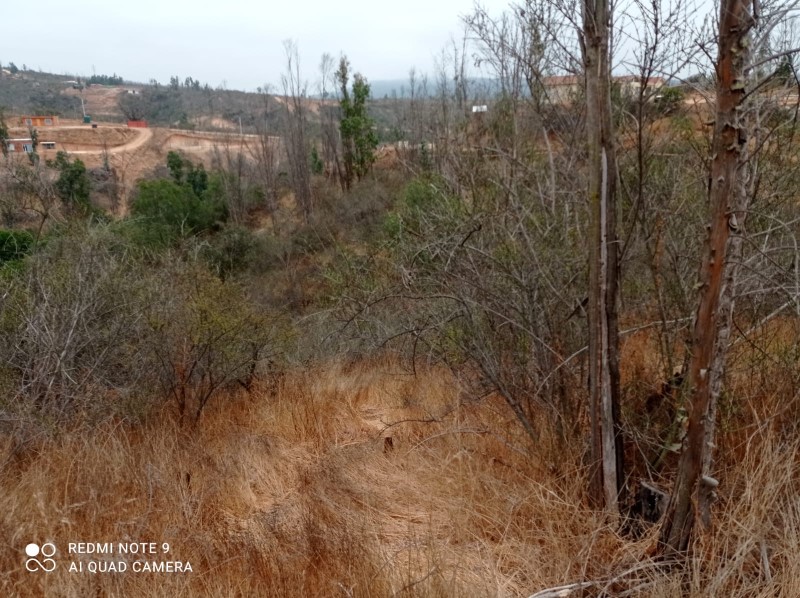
[319,52,345,189]
[582,0,624,515]
[1,158,59,239]
[281,39,313,221]
[250,86,281,229]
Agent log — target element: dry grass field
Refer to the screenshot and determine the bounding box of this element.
[1,333,798,597]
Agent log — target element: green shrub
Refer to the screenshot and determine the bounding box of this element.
[0,229,34,266]
[144,264,285,420]
[129,179,227,248]
[199,225,257,280]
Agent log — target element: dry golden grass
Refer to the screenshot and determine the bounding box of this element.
[0,356,797,597]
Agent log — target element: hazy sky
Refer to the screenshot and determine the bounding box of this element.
[1,0,512,91]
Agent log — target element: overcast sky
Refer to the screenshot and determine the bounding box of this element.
[1,0,512,91]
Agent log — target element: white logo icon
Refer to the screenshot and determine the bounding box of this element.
[25,543,57,572]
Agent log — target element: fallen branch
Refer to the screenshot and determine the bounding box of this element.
[528,582,597,598]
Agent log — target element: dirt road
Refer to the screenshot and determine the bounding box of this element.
[67,126,154,155]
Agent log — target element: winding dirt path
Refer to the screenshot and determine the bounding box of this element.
[67,126,153,155]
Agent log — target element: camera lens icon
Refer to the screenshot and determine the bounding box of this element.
[25,543,57,572]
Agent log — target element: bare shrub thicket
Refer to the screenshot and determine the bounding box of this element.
[143,262,286,421]
[0,228,152,418]
[333,7,595,450]
[0,227,284,423]
[332,0,800,554]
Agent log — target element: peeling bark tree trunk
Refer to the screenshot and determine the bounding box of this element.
[583,0,623,515]
[659,0,754,555]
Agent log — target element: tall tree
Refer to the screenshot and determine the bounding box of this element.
[659,0,757,554]
[0,109,9,158]
[583,0,624,515]
[319,53,345,189]
[53,152,91,212]
[336,57,378,190]
[250,87,281,230]
[281,40,313,220]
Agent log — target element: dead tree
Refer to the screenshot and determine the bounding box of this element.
[319,53,345,190]
[582,0,624,515]
[250,88,281,230]
[281,40,313,221]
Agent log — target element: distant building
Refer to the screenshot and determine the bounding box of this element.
[127,120,148,128]
[615,75,667,98]
[543,75,582,104]
[6,138,35,153]
[472,105,488,113]
[20,115,59,127]
[542,74,667,104]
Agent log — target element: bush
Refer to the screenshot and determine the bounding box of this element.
[0,229,34,266]
[51,152,91,212]
[143,263,285,420]
[129,179,227,248]
[0,228,152,419]
[199,225,258,280]
[655,86,685,114]
[0,226,287,423]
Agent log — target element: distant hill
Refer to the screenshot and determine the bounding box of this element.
[0,65,498,143]
[342,78,501,100]
[0,68,291,133]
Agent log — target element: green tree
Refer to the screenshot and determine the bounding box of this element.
[166,150,185,183]
[186,162,208,197]
[52,151,91,211]
[310,146,324,175]
[775,55,796,85]
[166,151,207,197]
[0,109,9,157]
[336,57,378,189]
[129,179,226,247]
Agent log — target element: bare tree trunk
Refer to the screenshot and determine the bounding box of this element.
[659,0,754,555]
[282,40,313,222]
[583,0,623,515]
[211,142,247,225]
[319,53,345,190]
[251,122,280,231]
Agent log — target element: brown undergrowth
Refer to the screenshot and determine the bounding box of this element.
[0,352,797,597]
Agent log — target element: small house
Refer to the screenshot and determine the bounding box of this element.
[543,75,582,104]
[20,115,59,127]
[6,138,35,153]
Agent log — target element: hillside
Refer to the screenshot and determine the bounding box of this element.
[2,9,800,596]
[0,67,403,139]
